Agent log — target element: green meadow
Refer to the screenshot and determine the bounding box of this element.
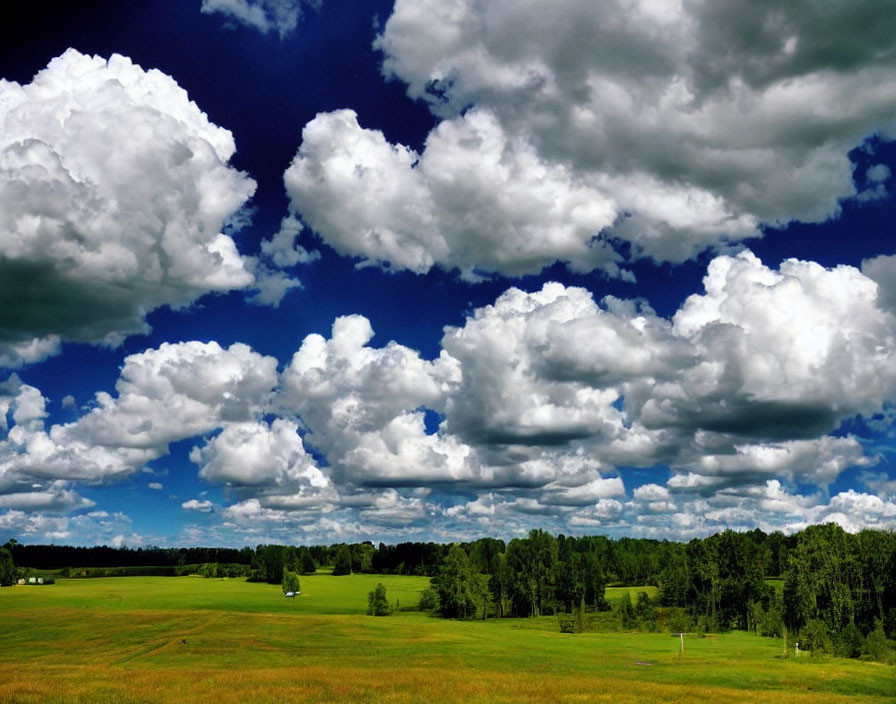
[2,575,894,704]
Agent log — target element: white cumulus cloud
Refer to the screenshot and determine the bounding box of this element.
[0,49,257,363]
[281,0,896,276]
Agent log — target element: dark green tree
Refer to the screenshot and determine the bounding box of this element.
[488,552,512,617]
[554,544,585,613]
[0,547,14,587]
[299,547,316,574]
[332,545,352,576]
[282,546,300,574]
[581,549,608,610]
[506,529,557,617]
[433,544,488,618]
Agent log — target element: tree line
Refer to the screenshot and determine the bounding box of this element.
[4,525,896,658]
[423,525,896,660]
[3,540,253,570]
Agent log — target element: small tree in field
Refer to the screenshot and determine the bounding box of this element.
[282,569,300,595]
[368,582,391,616]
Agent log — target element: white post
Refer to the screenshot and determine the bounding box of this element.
[680,632,684,655]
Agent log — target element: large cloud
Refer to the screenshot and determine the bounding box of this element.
[440,251,896,490]
[279,314,474,484]
[4,250,895,539]
[282,0,896,277]
[62,341,278,453]
[0,50,257,361]
[649,251,896,439]
[0,341,278,501]
[440,282,679,451]
[284,109,621,279]
[189,418,339,513]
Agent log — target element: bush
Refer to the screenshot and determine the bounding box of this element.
[558,599,589,633]
[367,583,391,616]
[417,587,439,612]
[557,614,578,633]
[665,608,691,634]
[833,623,864,659]
[885,608,896,640]
[799,619,833,656]
[694,614,718,637]
[758,606,784,638]
[862,621,890,661]
[634,592,656,630]
[616,592,635,629]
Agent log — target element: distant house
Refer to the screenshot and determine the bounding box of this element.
[284,591,296,597]
[28,577,36,584]
[37,577,44,585]
[17,579,25,585]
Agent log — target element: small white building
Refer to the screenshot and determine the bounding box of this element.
[28,577,36,584]
[37,577,44,585]
[17,578,25,585]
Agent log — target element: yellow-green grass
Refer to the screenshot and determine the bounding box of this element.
[605,585,658,603]
[2,576,893,703]
[766,578,785,596]
[0,573,429,615]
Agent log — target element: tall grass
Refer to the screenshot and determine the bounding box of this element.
[1,575,893,703]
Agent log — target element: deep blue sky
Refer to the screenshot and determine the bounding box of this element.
[1,0,895,547]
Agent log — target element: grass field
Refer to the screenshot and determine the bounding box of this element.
[2,575,894,703]
[604,585,658,603]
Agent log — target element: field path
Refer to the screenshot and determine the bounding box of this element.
[114,611,226,664]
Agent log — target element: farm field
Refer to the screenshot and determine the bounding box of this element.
[2,575,894,704]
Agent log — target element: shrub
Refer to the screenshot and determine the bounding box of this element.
[758,605,784,638]
[557,614,577,633]
[418,587,439,612]
[558,599,589,633]
[862,621,890,661]
[665,608,690,634]
[367,583,391,616]
[833,623,864,659]
[799,619,833,656]
[616,592,635,629]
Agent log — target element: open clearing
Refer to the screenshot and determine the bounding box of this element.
[2,575,893,703]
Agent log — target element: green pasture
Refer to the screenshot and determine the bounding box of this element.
[1,575,893,703]
[0,572,429,615]
[604,584,658,603]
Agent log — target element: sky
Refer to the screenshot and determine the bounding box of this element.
[1,0,895,548]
